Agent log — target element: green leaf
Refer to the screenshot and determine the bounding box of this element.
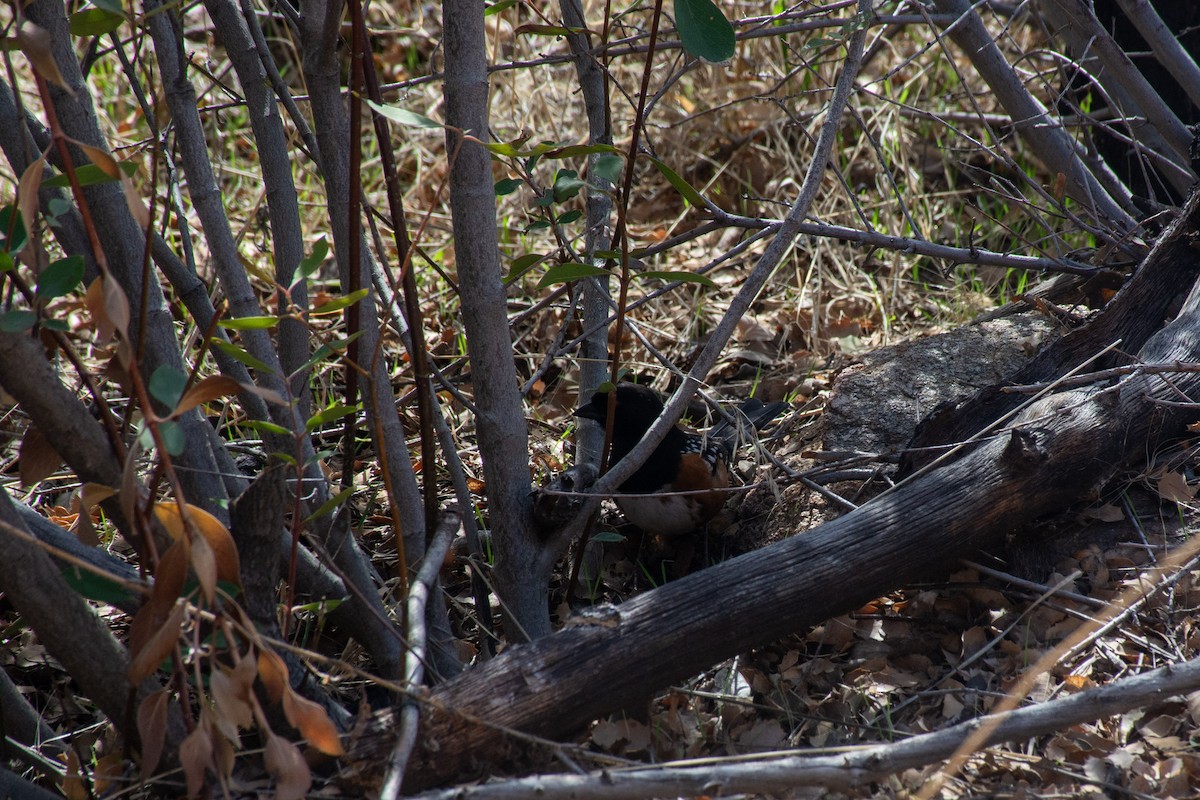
[494,178,522,196]
[483,140,586,160]
[291,598,345,614]
[42,161,136,189]
[636,270,717,288]
[526,220,551,233]
[0,310,36,332]
[513,24,572,36]
[159,420,185,455]
[243,420,292,437]
[295,331,363,375]
[305,403,359,434]
[46,197,72,226]
[0,205,28,254]
[647,156,708,208]
[305,486,354,523]
[505,252,548,284]
[557,209,583,224]
[218,315,279,330]
[297,236,329,283]
[552,169,586,202]
[365,100,441,129]
[90,0,125,15]
[536,262,610,289]
[312,287,370,315]
[62,564,140,608]
[592,153,624,183]
[675,0,735,63]
[149,365,188,410]
[483,0,517,15]
[210,339,273,373]
[42,318,69,331]
[542,143,621,159]
[483,142,521,158]
[69,8,124,36]
[592,530,627,543]
[37,255,84,299]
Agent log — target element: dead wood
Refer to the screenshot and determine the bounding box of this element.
[346,192,1200,792]
[901,190,1200,475]
[405,656,1200,800]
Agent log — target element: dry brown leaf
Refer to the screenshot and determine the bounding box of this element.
[84,277,115,344]
[282,686,345,756]
[1156,470,1197,503]
[179,714,213,799]
[59,749,87,800]
[16,151,47,245]
[19,423,62,487]
[75,141,121,179]
[136,689,171,780]
[117,434,139,542]
[16,23,71,92]
[189,529,218,604]
[210,667,253,734]
[71,485,114,545]
[121,174,151,228]
[264,732,312,800]
[1082,503,1125,522]
[212,722,236,784]
[172,375,244,418]
[127,598,185,683]
[102,271,132,362]
[93,752,123,794]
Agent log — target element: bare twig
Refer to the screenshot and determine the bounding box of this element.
[409,655,1200,799]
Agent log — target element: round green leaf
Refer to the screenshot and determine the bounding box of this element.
[37,255,84,300]
[0,310,36,332]
[675,0,735,63]
[69,8,124,36]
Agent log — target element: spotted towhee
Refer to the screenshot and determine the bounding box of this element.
[574,383,787,537]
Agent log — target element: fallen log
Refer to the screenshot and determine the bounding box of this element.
[346,190,1200,792]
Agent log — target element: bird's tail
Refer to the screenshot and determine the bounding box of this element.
[708,398,789,454]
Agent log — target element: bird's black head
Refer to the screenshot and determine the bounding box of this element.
[573,383,665,437]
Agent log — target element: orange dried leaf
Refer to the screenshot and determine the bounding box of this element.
[257,647,288,704]
[153,501,241,586]
[282,687,345,756]
[136,689,171,780]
